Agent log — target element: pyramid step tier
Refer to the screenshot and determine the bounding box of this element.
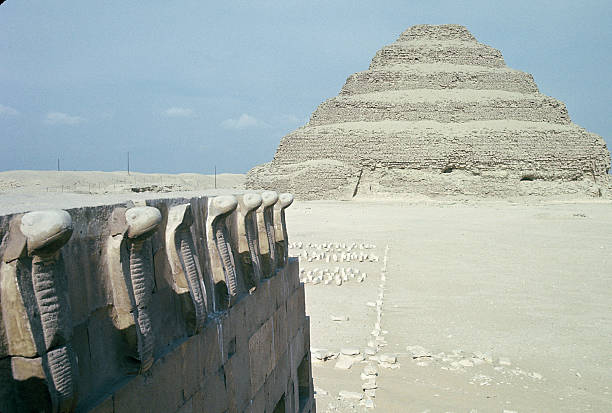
[272,121,609,179]
[309,90,569,126]
[340,64,538,95]
[398,24,478,42]
[370,41,505,69]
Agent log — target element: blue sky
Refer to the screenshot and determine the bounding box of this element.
[1,1,610,174]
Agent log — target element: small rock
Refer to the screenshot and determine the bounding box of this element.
[338,391,362,401]
[459,359,474,367]
[498,357,512,366]
[341,348,360,356]
[379,354,397,364]
[362,380,377,390]
[363,364,378,376]
[364,347,377,356]
[314,386,328,396]
[366,301,376,307]
[330,315,349,322]
[334,355,355,370]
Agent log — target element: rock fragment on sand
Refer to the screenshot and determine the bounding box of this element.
[362,380,377,390]
[341,348,360,356]
[498,357,512,366]
[314,386,328,396]
[338,391,363,401]
[379,353,397,364]
[335,355,355,370]
[330,315,349,322]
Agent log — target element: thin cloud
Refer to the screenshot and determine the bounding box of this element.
[0,104,19,117]
[163,107,194,117]
[220,113,268,130]
[44,112,85,125]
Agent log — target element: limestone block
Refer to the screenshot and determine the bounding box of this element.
[192,369,229,413]
[273,301,288,361]
[199,321,223,382]
[248,317,275,397]
[223,350,251,413]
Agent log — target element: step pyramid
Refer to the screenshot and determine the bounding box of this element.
[246,24,610,199]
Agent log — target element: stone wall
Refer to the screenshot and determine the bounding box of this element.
[0,191,314,413]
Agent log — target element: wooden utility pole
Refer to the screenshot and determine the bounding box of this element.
[127,152,130,175]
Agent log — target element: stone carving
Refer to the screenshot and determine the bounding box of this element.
[206,195,239,309]
[107,205,161,373]
[273,193,294,268]
[166,203,207,335]
[246,24,610,199]
[0,209,77,412]
[235,193,263,290]
[256,191,279,277]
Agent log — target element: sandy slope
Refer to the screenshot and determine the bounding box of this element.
[286,200,612,412]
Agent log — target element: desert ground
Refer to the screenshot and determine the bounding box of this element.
[0,172,610,412]
[286,199,612,413]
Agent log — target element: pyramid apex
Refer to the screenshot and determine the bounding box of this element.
[398,24,476,42]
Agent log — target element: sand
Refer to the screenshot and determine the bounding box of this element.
[0,170,245,194]
[286,199,612,412]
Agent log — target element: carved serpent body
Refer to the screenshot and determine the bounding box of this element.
[19,209,76,412]
[245,212,262,284]
[177,229,206,329]
[128,237,154,370]
[264,207,276,269]
[214,222,237,298]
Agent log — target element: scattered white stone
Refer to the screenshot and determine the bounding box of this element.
[338,391,362,401]
[363,398,374,408]
[366,301,376,307]
[341,348,360,356]
[379,353,397,364]
[459,359,474,367]
[498,357,512,366]
[362,380,377,390]
[364,347,377,356]
[314,386,328,396]
[529,372,543,380]
[334,355,355,370]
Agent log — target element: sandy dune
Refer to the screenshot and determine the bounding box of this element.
[0,170,245,194]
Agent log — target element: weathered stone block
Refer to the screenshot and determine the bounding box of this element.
[248,317,274,397]
[87,393,114,413]
[200,320,223,382]
[224,350,251,413]
[192,368,228,413]
[273,302,288,362]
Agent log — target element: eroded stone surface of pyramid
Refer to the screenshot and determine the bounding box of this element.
[246,24,610,199]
